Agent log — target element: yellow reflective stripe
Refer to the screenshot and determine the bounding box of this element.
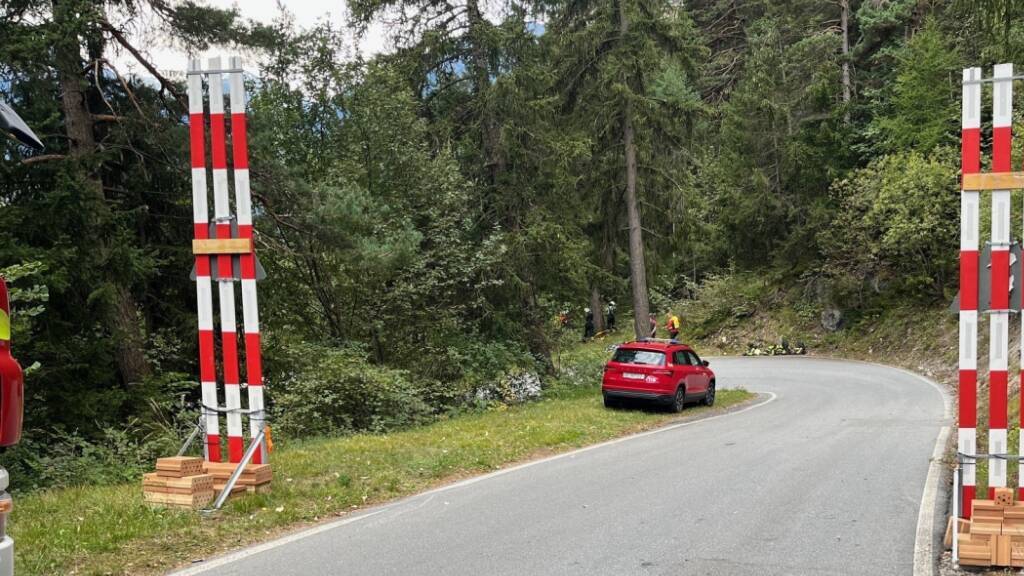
[0,309,9,341]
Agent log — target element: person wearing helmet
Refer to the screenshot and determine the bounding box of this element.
[665,312,680,341]
[583,307,595,340]
[606,301,616,331]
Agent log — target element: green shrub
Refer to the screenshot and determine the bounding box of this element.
[273,344,432,437]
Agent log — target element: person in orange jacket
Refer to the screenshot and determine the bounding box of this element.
[665,312,681,341]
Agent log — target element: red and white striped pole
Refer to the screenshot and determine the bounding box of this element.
[188,59,221,462]
[228,57,267,464]
[208,57,245,463]
[960,66,981,516]
[989,63,1013,498]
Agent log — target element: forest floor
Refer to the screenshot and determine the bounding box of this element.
[11,338,752,576]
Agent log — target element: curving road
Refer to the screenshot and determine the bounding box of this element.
[174,357,949,576]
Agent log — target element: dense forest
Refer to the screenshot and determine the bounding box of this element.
[0,0,1017,489]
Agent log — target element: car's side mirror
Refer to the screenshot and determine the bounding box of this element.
[702,360,710,367]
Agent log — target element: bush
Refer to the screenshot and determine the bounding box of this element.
[6,421,179,492]
[273,344,433,438]
[819,149,957,305]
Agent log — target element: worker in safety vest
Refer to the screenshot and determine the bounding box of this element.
[665,312,680,341]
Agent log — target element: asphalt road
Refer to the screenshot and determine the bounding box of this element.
[177,357,948,576]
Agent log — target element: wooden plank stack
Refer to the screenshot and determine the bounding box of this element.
[947,487,1024,567]
[203,461,273,494]
[143,457,215,509]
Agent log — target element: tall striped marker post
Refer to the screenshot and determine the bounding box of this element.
[188,59,221,463]
[990,63,1013,498]
[187,56,268,465]
[228,57,267,464]
[960,66,981,517]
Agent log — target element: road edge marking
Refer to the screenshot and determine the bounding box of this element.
[169,391,778,575]
[709,355,951,576]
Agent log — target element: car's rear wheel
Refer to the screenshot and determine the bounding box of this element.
[670,386,686,413]
[603,393,619,409]
[703,381,716,406]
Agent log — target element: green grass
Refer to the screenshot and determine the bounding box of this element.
[12,358,753,575]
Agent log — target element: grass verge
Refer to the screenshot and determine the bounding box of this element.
[13,382,752,575]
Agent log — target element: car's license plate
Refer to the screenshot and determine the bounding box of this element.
[623,372,644,380]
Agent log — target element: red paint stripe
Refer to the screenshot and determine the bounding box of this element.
[994,126,1012,172]
[959,370,977,428]
[199,330,215,382]
[189,113,206,168]
[245,332,263,385]
[252,450,262,465]
[991,370,1009,428]
[196,255,211,278]
[210,113,227,169]
[193,223,208,240]
[962,128,981,176]
[963,485,976,520]
[960,251,979,311]
[231,113,249,170]
[991,250,1010,310]
[206,434,222,463]
[241,254,256,279]
[228,436,244,463]
[222,330,239,385]
[238,223,253,240]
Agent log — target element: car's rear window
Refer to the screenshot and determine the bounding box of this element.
[611,348,665,366]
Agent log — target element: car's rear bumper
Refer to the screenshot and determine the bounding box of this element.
[602,388,673,403]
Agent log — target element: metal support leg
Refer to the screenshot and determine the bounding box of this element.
[203,426,266,514]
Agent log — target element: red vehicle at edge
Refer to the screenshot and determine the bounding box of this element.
[601,339,715,412]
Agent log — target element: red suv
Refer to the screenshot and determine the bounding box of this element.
[602,340,715,412]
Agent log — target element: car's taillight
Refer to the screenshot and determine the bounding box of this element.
[645,370,672,384]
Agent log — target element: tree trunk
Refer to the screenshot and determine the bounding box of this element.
[590,286,605,333]
[840,0,852,122]
[53,1,150,384]
[618,0,650,339]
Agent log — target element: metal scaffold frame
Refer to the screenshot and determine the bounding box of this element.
[187,56,267,466]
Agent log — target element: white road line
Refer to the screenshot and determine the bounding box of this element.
[727,355,952,576]
[169,391,778,575]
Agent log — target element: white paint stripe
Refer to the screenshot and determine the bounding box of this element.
[169,392,778,575]
[212,169,230,220]
[191,169,208,224]
[218,281,236,333]
[959,428,977,486]
[241,279,259,333]
[188,59,204,115]
[990,428,1007,488]
[235,169,252,226]
[993,191,1011,245]
[201,381,220,437]
[959,311,977,370]
[962,68,981,129]
[247,385,264,438]
[229,57,246,113]
[207,57,224,114]
[991,314,1008,370]
[961,193,979,250]
[196,278,213,331]
[225,383,242,436]
[993,63,1013,127]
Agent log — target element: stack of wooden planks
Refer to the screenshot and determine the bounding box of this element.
[946,487,1024,567]
[142,456,215,509]
[203,461,273,494]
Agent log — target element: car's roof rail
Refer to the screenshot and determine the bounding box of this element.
[637,337,684,345]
